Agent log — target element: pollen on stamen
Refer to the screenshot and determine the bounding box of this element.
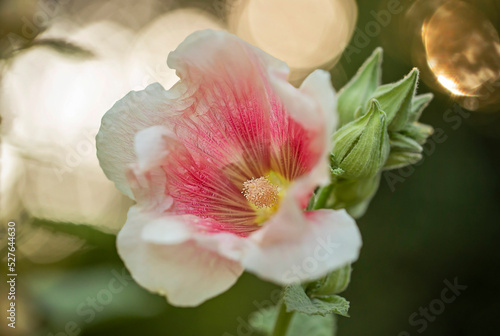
[242,177,279,208]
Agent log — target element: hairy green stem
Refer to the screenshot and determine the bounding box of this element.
[271,301,294,336]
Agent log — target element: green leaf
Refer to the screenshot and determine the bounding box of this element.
[30,218,116,248]
[249,307,276,335]
[337,48,382,127]
[283,284,350,317]
[371,68,419,131]
[249,306,337,336]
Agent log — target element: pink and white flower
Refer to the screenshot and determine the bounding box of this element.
[96,30,362,307]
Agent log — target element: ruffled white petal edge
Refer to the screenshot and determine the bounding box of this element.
[96,83,173,199]
[127,197,362,291]
[117,206,244,307]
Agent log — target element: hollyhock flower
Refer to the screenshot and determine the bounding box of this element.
[96,30,362,306]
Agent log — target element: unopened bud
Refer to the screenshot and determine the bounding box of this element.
[389,132,423,153]
[307,264,351,297]
[384,151,423,170]
[326,174,381,218]
[337,48,382,127]
[409,93,434,123]
[403,122,434,145]
[371,68,419,131]
[332,100,390,179]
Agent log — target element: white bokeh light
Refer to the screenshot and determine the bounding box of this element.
[229,0,357,82]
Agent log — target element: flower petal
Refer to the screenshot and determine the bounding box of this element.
[165,29,288,180]
[241,207,362,284]
[269,69,335,131]
[125,125,180,212]
[298,69,338,134]
[156,30,333,229]
[117,206,244,306]
[281,70,338,205]
[167,29,289,86]
[96,82,188,199]
[141,215,192,245]
[134,125,178,173]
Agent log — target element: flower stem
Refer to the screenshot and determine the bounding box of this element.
[271,300,294,336]
[271,183,334,335]
[311,184,334,210]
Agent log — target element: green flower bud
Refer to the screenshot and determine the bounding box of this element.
[306,264,352,297]
[384,151,423,170]
[337,48,382,127]
[370,68,419,132]
[332,100,390,179]
[403,122,434,145]
[321,51,434,218]
[389,132,423,153]
[326,174,381,218]
[383,132,424,170]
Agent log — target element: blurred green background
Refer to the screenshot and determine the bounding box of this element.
[1,0,500,335]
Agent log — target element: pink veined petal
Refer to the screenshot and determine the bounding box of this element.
[117,206,244,307]
[277,70,338,207]
[97,30,335,234]
[157,30,330,232]
[240,207,362,284]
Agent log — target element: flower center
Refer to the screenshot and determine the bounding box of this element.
[242,176,279,208]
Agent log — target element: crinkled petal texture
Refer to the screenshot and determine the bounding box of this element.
[97,30,362,306]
